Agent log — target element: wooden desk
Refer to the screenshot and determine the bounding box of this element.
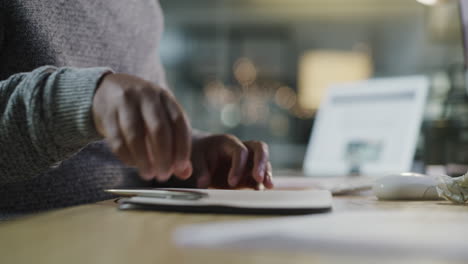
[0,195,466,264]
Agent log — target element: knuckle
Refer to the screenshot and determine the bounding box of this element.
[122,88,138,102]
[142,85,157,96]
[112,88,126,101]
[249,140,267,150]
[259,142,269,156]
[126,130,140,144]
[236,145,249,157]
[163,98,183,122]
[159,88,170,97]
[159,88,174,100]
[166,105,181,123]
[221,134,239,143]
[109,139,124,153]
[224,134,237,140]
[147,120,161,135]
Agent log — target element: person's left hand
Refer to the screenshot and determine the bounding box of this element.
[190,134,274,189]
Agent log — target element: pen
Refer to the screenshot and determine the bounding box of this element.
[105,189,207,200]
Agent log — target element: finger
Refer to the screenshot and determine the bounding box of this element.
[196,170,211,188]
[118,92,152,180]
[162,92,192,179]
[226,138,249,187]
[102,110,135,166]
[141,89,173,182]
[244,141,269,184]
[237,172,261,190]
[263,161,274,189]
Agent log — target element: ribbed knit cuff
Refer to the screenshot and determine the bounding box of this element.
[48,67,112,147]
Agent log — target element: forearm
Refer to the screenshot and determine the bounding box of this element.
[0,66,110,184]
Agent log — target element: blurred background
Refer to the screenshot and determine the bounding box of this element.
[159,0,467,173]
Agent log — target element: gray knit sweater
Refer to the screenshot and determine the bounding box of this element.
[0,0,172,216]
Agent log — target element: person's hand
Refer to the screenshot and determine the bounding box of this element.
[191,134,274,189]
[92,73,193,181]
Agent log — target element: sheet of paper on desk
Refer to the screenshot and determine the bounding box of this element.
[174,210,468,260]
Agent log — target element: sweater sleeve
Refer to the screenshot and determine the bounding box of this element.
[0,10,3,51]
[0,66,111,184]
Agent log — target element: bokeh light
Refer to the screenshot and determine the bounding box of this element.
[275,86,297,110]
[221,103,242,127]
[204,80,237,108]
[233,57,257,87]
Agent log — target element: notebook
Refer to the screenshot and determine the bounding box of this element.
[107,188,332,215]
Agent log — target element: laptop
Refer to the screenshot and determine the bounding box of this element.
[275,76,429,194]
[304,76,428,177]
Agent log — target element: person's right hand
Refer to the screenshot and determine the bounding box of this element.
[92,73,193,181]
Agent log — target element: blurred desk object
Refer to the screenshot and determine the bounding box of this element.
[273,174,374,194]
[0,195,466,264]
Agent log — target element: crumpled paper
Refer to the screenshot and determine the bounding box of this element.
[436,172,468,204]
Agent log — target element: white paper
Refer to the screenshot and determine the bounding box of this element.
[174,210,468,260]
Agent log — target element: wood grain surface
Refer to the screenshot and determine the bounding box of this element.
[0,195,466,264]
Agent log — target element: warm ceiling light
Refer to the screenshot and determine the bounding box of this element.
[297,50,372,111]
[416,0,439,5]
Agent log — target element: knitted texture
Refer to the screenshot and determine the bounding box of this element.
[0,0,168,216]
[0,141,152,214]
[0,66,110,184]
[0,0,167,86]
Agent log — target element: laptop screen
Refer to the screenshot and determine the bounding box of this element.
[303,76,428,177]
[460,0,468,68]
